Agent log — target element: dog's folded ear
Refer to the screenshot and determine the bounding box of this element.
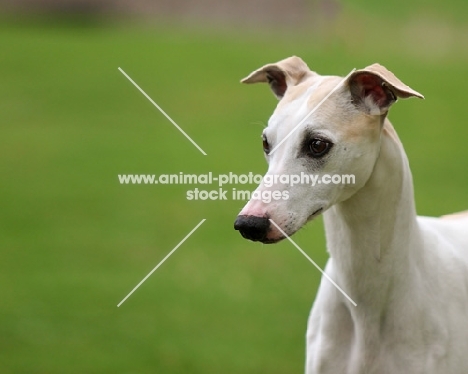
[241,56,314,100]
[348,64,424,115]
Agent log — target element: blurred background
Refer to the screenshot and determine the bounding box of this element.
[1,1,467,373]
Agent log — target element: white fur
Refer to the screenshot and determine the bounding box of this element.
[307,128,468,373]
[237,58,468,373]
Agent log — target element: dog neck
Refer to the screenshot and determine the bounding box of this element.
[323,120,422,311]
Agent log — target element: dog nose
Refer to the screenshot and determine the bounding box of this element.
[234,215,270,242]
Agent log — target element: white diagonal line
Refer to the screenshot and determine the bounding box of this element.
[269,68,356,155]
[269,219,357,307]
[117,218,206,307]
[118,67,207,156]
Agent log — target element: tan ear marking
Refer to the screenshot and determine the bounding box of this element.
[348,63,424,115]
[351,63,424,99]
[241,56,314,99]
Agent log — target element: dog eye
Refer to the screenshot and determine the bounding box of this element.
[308,139,332,157]
[262,135,271,155]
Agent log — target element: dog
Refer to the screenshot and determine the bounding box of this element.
[234,56,468,373]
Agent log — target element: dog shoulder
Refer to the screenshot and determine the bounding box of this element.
[440,210,468,221]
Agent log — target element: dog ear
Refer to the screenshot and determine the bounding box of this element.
[241,56,314,100]
[348,63,424,115]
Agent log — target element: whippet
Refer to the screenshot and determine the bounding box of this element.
[234,56,468,374]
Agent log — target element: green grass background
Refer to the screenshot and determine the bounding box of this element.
[1,2,468,373]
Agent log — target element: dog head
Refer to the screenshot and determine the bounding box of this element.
[234,56,423,243]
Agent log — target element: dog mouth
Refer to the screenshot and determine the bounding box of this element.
[307,207,324,221]
[235,207,324,244]
[263,207,324,244]
[261,236,286,244]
